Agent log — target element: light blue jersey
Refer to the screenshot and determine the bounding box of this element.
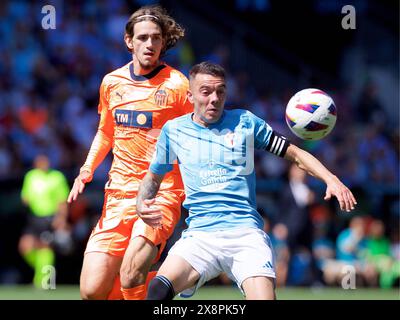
[150,109,286,232]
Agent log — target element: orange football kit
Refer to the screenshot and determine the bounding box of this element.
[81,62,192,261]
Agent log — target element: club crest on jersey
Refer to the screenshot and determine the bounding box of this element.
[224,132,236,148]
[154,89,168,106]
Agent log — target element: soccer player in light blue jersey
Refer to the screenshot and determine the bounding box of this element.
[137,62,357,300]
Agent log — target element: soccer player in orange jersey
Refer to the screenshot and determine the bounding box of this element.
[67,5,192,300]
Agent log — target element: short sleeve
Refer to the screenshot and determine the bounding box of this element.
[150,122,177,175]
[251,111,290,157]
[98,77,109,115]
[251,112,274,150]
[97,77,114,136]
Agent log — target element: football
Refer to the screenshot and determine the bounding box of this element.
[285,88,337,140]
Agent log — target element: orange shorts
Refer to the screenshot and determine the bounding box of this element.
[84,189,182,262]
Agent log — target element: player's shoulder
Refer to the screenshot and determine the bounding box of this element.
[49,169,66,178]
[24,168,48,182]
[164,113,192,128]
[225,109,267,129]
[161,64,189,88]
[226,108,258,121]
[101,62,131,86]
[227,108,252,116]
[24,169,38,179]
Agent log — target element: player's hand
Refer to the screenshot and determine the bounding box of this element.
[137,198,163,229]
[67,170,92,203]
[324,177,357,212]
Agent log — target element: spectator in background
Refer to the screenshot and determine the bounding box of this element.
[275,164,316,286]
[202,44,230,70]
[389,228,400,286]
[356,81,388,127]
[359,125,399,185]
[270,223,290,287]
[312,229,335,286]
[365,219,399,288]
[325,216,378,287]
[277,163,315,251]
[17,92,48,136]
[0,136,12,177]
[309,204,336,286]
[19,154,70,288]
[235,0,269,11]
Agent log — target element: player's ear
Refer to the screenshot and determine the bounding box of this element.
[187,90,194,104]
[124,34,134,51]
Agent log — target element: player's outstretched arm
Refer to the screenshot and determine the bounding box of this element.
[136,171,165,228]
[284,144,357,212]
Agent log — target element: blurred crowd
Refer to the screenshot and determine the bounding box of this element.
[0,0,398,288]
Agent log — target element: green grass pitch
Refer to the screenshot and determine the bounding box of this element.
[0,285,398,300]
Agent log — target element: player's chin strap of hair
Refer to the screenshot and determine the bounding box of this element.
[265,131,290,158]
[136,14,159,20]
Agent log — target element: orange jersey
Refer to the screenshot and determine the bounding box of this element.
[81,62,193,193]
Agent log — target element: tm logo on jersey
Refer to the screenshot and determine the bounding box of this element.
[115,109,153,128]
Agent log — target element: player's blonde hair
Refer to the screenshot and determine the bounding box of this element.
[125,5,185,56]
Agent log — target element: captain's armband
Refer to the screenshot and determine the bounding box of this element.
[265,132,290,157]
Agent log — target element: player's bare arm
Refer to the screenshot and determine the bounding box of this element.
[136,171,165,228]
[67,170,93,203]
[284,143,357,212]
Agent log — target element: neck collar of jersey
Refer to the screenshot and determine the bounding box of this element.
[190,110,226,129]
[129,63,166,81]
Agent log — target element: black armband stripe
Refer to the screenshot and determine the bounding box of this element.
[265,131,290,157]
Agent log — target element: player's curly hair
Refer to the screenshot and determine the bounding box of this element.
[125,5,185,57]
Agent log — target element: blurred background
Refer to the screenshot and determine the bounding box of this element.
[0,0,398,298]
